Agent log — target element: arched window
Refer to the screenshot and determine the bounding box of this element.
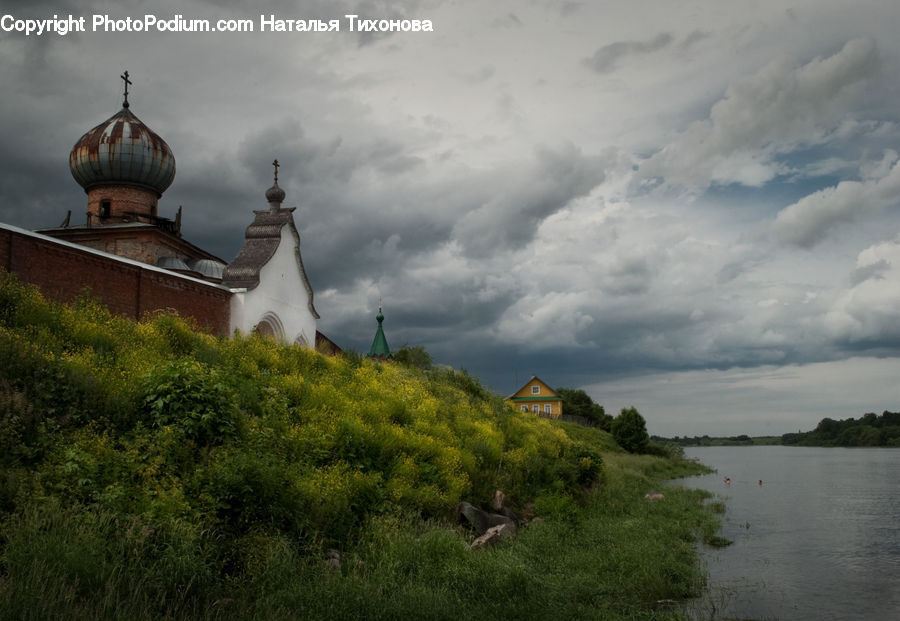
[255,320,276,338]
[254,312,285,341]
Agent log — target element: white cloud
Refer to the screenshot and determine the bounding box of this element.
[861,149,899,180]
[638,38,880,192]
[450,143,608,256]
[822,236,900,343]
[773,156,900,247]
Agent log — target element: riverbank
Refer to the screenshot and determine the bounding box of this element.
[1,428,720,620]
[292,448,720,621]
[200,446,720,620]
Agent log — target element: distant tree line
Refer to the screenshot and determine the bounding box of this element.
[651,434,760,447]
[653,411,900,447]
[781,411,900,447]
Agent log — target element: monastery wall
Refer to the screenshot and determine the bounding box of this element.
[0,224,231,334]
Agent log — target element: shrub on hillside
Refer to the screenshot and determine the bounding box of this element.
[612,407,650,453]
[556,387,613,429]
[393,344,433,370]
[140,359,241,445]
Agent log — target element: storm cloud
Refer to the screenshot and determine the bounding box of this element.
[3,0,900,436]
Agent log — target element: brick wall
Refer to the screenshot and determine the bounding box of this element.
[0,225,231,334]
[87,184,158,220]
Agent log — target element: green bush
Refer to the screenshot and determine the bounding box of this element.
[393,344,433,370]
[611,407,650,453]
[139,359,240,445]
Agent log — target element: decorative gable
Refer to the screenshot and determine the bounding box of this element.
[221,207,317,319]
[509,376,559,400]
[224,167,318,346]
[505,376,563,418]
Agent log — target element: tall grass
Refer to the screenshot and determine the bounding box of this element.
[0,272,719,619]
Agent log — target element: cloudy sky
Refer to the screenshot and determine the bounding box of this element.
[3,0,900,436]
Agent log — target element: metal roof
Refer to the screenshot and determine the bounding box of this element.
[367,307,391,358]
[69,106,176,196]
[222,208,294,288]
[221,185,319,320]
[191,258,226,279]
[156,256,191,271]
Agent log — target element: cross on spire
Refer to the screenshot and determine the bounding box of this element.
[121,71,132,108]
[272,159,280,183]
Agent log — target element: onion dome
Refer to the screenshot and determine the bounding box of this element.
[266,159,285,210]
[69,106,176,197]
[265,181,286,207]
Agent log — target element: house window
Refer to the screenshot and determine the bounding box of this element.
[544,404,552,414]
[99,199,111,218]
[531,385,540,395]
[532,404,539,413]
[520,405,527,412]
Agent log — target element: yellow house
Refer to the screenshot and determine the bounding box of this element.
[505,376,563,418]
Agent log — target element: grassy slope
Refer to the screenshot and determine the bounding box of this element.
[0,274,718,620]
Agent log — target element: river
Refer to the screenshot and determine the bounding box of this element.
[680,446,899,621]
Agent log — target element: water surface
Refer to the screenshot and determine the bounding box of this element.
[681,446,899,621]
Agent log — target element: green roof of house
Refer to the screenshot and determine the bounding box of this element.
[367,307,391,359]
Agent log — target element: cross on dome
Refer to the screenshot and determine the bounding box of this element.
[121,71,132,108]
[265,159,286,208]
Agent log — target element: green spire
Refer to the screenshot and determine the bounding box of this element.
[367,306,391,359]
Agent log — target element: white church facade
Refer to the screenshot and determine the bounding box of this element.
[223,165,320,347]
